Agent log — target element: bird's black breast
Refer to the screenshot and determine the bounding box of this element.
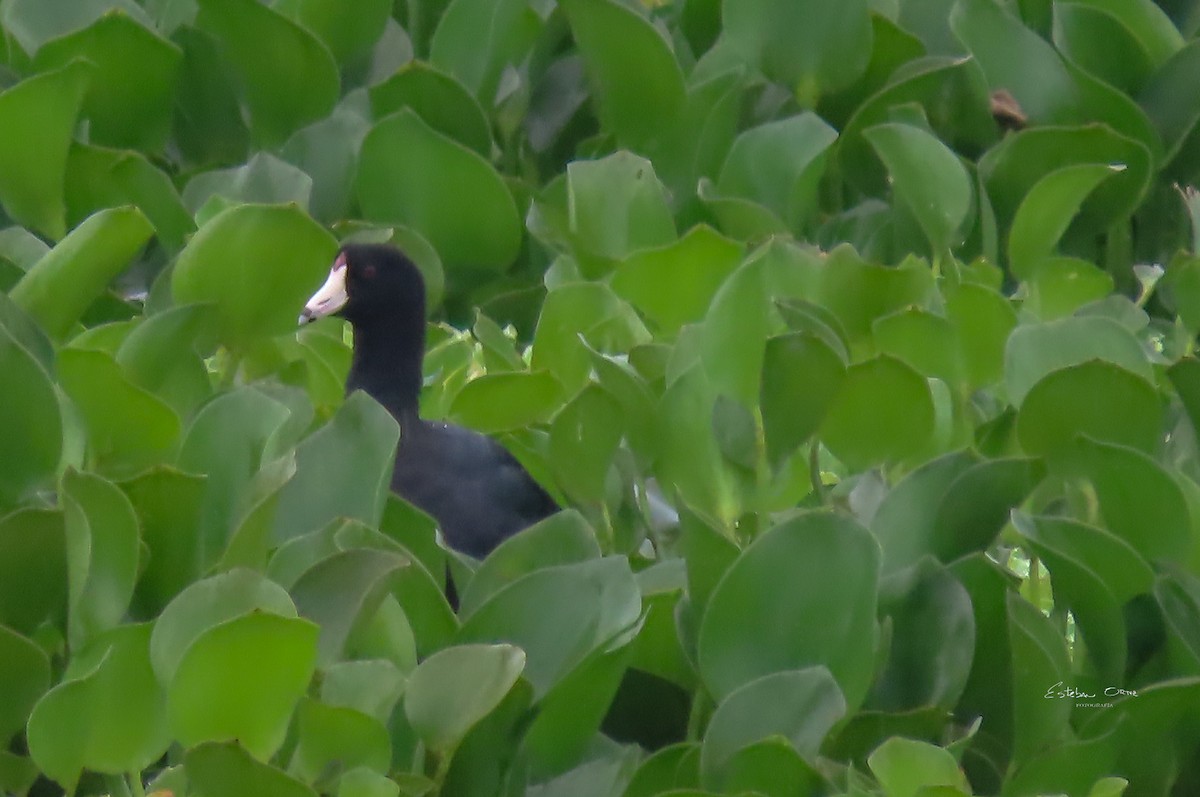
[390,420,558,558]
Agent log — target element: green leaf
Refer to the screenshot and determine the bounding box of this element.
[1138,40,1200,178]
[1013,514,1127,682]
[931,456,1045,562]
[357,109,520,271]
[368,61,493,156]
[1018,515,1154,605]
[0,625,49,743]
[1075,438,1191,564]
[679,509,740,621]
[718,0,872,96]
[1007,163,1122,277]
[532,282,651,395]
[31,12,181,153]
[1025,257,1114,320]
[873,308,962,385]
[177,387,290,560]
[871,451,977,574]
[61,470,139,649]
[561,0,685,150]
[405,643,525,753]
[1000,721,1119,797]
[868,737,969,797]
[448,371,564,433]
[185,741,316,797]
[0,0,151,53]
[281,106,372,223]
[457,557,640,698]
[522,631,639,777]
[381,558,459,658]
[196,0,339,147]
[9,206,153,341]
[564,152,677,274]
[0,509,67,636]
[1088,777,1131,797]
[459,510,599,617]
[719,738,826,797]
[26,624,169,789]
[871,565,976,711]
[274,0,392,64]
[1170,354,1200,426]
[697,178,790,242]
[716,113,837,233]
[654,366,742,524]
[321,660,406,725]
[168,612,319,759]
[864,122,972,254]
[624,743,701,797]
[699,255,769,406]
[0,326,60,505]
[0,61,90,239]
[171,27,251,166]
[550,385,623,503]
[150,569,297,687]
[271,392,400,542]
[1004,316,1154,406]
[1079,679,1200,795]
[698,512,880,708]
[611,225,745,335]
[58,348,180,476]
[1016,361,1162,457]
[820,355,935,470]
[1052,4,1154,95]
[699,667,845,786]
[291,548,409,666]
[64,144,196,254]
[171,203,338,349]
[1007,593,1071,764]
[978,125,1153,238]
[120,468,208,616]
[182,152,313,215]
[1155,573,1200,673]
[339,768,407,797]
[116,306,213,418]
[760,332,846,468]
[816,245,936,345]
[840,58,994,196]
[1065,0,1183,67]
[952,0,1161,159]
[430,0,542,105]
[292,699,392,782]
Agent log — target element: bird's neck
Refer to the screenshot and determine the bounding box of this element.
[345,317,424,428]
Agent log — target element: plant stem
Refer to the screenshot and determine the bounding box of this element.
[809,440,825,505]
[216,349,241,390]
[685,689,713,742]
[105,775,131,797]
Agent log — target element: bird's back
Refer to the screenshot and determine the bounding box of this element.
[390,419,558,558]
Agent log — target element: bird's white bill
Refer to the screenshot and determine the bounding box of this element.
[299,261,348,324]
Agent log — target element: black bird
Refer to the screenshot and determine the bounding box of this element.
[300,243,558,559]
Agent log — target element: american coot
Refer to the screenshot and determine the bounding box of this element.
[300,243,558,559]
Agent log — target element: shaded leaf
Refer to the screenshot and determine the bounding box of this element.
[561,0,685,149]
[168,612,319,759]
[10,206,153,342]
[698,512,880,709]
[196,0,339,147]
[0,61,90,239]
[357,110,520,271]
[405,643,525,753]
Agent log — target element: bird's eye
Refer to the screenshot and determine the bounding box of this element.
[363,264,377,278]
